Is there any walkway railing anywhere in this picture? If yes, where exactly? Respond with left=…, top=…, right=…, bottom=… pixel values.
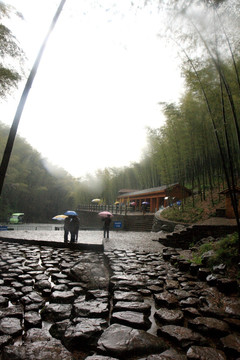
left=5, top=224, right=57, bottom=231
left=77, top=204, right=144, bottom=215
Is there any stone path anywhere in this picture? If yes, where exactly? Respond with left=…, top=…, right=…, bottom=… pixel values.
left=0, top=230, right=239, bottom=359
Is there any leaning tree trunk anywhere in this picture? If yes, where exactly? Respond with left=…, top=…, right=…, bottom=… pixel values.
left=0, top=0, right=66, bottom=196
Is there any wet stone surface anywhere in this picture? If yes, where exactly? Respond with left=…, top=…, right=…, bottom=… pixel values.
left=0, top=234, right=239, bottom=359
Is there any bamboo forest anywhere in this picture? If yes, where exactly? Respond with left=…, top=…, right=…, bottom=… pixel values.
left=0, top=0, right=239, bottom=225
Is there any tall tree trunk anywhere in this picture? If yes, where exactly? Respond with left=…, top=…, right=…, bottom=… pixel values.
left=191, top=176, right=195, bottom=208
left=0, top=0, right=66, bottom=196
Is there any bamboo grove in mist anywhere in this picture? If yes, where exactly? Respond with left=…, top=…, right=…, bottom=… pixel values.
left=0, top=0, right=240, bottom=225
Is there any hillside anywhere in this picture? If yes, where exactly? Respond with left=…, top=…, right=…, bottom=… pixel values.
left=161, top=187, right=240, bottom=282
left=161, top=188, right=226, bottom=224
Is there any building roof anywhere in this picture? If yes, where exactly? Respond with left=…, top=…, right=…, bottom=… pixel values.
left=118, top=189, right=139, bottom=194
left=118, top=184, right=180, bottom=198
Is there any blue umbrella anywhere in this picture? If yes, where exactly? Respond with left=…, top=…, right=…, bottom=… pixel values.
left=64, top=210, right=78, bottom=216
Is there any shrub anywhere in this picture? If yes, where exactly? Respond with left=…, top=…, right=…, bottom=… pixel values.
left=190, top=233, right=239, bottom=268
left=210, top=233, right=239, bottom=266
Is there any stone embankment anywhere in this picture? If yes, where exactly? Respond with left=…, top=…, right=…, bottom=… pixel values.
left=153, top=213, right=239, bottom=249
left=0, top=232, right=239, bottom=359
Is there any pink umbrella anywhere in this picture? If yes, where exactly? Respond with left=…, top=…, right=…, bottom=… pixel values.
left=130, top=202, right=136, bottom=206
left=98, top=211, right=113, bottom=218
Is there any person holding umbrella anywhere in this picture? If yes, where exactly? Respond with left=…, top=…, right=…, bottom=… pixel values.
left=64, top=211, right=80, bottom=243
left=64, top=216, right=71, bottom=243
left=102, top=214, right=112, bottom=239
left=69, top=215, right=80, bottom=243
left=98, top=211, right=113, bottom=239
left=142, top=202, right=149, bottom=215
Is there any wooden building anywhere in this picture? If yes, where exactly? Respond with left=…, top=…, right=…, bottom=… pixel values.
left=220, top=187, right=240, bottom=219
left=117, top=183, right=191, bottom=213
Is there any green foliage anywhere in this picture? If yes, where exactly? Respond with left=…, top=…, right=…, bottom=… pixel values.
left=0, top=4, right=24, bottom=98
left=199, top=242, right=213, bottom=254
left=190, top=242, right=213, bottom=265
left=0, top=23, right=22, bottom=58
left=162, top=204, right=205, bottom=223
left=210, top=233, right=239, bottom=266
left=191, top=233, right=239, bottom=268
left=191, top=254, right=202, bottom=265
left=0, top=65, right=21, bottom=97
left=0, top=122, right=98, bottom=222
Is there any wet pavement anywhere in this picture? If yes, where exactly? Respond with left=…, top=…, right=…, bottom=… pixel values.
left=1, top=228, right=162, bottom=252
left=0, top=228, right=239, bottom=359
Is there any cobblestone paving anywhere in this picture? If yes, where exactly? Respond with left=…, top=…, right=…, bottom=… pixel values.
left=0, top=229, right=239, bottom=359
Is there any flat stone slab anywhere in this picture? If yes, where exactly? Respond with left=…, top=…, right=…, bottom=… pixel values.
left=154, top=309, right=184, bottom=325
left=154, top=292, right=179, bottom=308
left=157, top=325, right=207, bottom=349
left=21, top=291, right=44, bottom=305
left=187, top=345, right=226, bottom=359
left=41, top=303, right=72, bottom=322
left=0, top=335, right=12, bottom=350
left=73, top=300, right=109, bottom=318
left=63, top=318, right=107, bottom=350
left=220, top=333, right=240, bottom=357
left=179, top=297, right=200, bottom=308
left=97, top=323, right=168, bottom=358
left=3, top=338, right=72, bottom=359
left=85, top=356, right=119, bottom=360
left=70, top=260, right=109, bottom=290
left=0, top=286, right=17, bottom=300
left=111, top=310, right=151, bottom=330
left=110, top=274, right=149, bottom=283
left=34, top=279, right=52, bottom=293
left=86, top=290, right=109, bottom=300
left=0, top=317, right=22, bottom=336
left=0, top=296, right=8, bottom=307
left=113, top=301, right=151, bottom=314
left=165, top=279, right=179, bottom=290
left=24, top=311, right=42, bottom=329
left=113, top=291, right=143, bottom=303
left=50, top=290, right=76, bottom=304
left=145, top=348, right=187, bottom=359
left=223, top=298, right=240, bottom=319
left=0, top=305, right=23, bottom=319
left=188, top=317, right=230, bottom=336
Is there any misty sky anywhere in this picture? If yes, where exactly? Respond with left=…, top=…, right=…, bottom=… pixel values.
left=1, top=0, right=184, bottom=177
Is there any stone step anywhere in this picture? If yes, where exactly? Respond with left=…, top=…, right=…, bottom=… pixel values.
left=124, top=215, right=154, bottom=232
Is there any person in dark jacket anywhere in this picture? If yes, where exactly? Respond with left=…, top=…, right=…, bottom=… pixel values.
left=69, top=216, right=80, bottom=243
left=64, top=216, right=71, bottom=243
left=103, top=215, right=111, bottom=239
